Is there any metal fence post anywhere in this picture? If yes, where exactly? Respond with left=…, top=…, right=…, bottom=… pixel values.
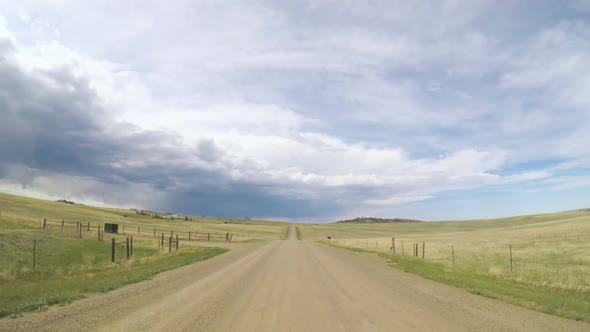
left=112, top=238, right=116, bottom=262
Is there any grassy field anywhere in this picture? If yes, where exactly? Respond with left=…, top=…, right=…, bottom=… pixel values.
left=0, top=192, right=289, bottom=242
left=0, top=192, right=287, bottom=317
left=299, top=211, right=590, bottom=322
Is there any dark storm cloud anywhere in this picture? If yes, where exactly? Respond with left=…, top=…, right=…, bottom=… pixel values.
left=0, top=42, right=344, bottom=218
left=164, top=183, right=342, bottom=219
left=0, top=44, right=185, bottom=185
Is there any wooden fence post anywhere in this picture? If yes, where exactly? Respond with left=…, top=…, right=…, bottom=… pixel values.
left=422, top=242, right=425, bottom=259
left=176, top=234, right=179, bottom=251
left=161, top=233, right=164, bottom=249
left=401, top=240, right=405, bottom=256
left=510, top=244, right=513, bottom=272
left=170, top=230, right=173, bottom=238
left=111, top=238, right=115, bottom=262
left=452, top=245, right=455, bottom=265
left=208, top=233, right=210, bottom=242
left=98, top=226, right=101, bottom=241
left=122, top=224, right=125, bottom=234
left=43, top=218, right=46, bottom=229
left=168, top=237, right=172, bottom=253
left=126, top=237, right=130, bottom=259
left=33, top=239, right=37, bottom=270
left=79, top=223, right=82, bottom=239
left=130, top=236, right=133, bottom=257
left=229, top=234, right=233, bottom=243
left=189, top=231, right=191, bottom=241
left=87, top=222, right=90, bottom=231
left=393, top=237, right=396, bottom=253
left=61, top=219, right=64, bottom=231
left=154, top=228, right=156, bottom=237
left=138, top=226, right=140, bottom=235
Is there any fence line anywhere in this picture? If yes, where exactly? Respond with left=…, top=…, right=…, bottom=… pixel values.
left=40, top=218, right=236, bottom=249
left=15, top=218, right=244, bottom=272
left=327, top=237, right=566, bottom=276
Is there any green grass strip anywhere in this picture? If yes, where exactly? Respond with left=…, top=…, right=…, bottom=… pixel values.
left=329, top=242, right=590, bottom=323
left=0, top=247, right=227, bottom=318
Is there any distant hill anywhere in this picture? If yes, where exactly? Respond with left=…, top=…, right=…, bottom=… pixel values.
left=335, top=217, right=421, bottom=223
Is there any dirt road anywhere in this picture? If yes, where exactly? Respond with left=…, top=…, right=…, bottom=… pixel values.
left=1, top=226, right=588, bottom=331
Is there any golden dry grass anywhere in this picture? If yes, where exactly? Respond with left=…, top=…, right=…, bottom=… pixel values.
left=299, top=211, right=590, bottom=291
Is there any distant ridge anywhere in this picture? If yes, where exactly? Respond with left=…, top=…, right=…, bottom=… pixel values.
left=335, top=217, right=421, bottom=223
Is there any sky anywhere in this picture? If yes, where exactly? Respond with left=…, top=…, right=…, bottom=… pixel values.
left=1, top=1, right=590, bottom=222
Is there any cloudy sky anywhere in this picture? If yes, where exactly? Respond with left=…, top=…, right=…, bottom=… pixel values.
left=1, top=1, right=590, bottom=221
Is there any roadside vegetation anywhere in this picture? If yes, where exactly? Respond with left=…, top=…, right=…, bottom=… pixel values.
left=0, top=192, right=286, bottom=317
left=301, top=211, right=590, bottom=322
left=0, top=216, right=227, bottom=318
